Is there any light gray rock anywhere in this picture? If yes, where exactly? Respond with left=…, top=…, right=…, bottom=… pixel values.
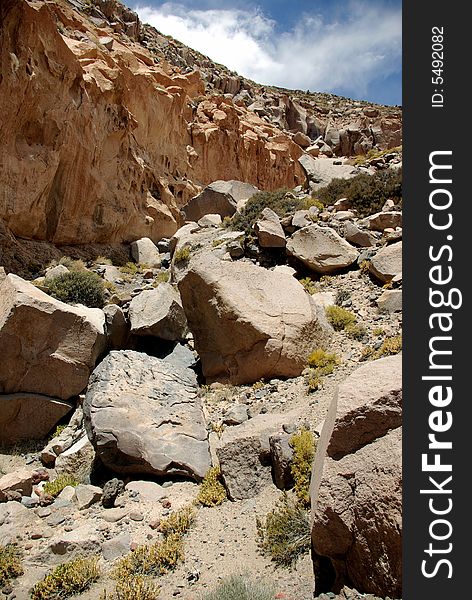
left=102, top=533, right=131, bottom=561
left=0, top=274, right=106, bottom=400
left=178, top=253, right=332, bottom=384
left=343, top=221, right=376, bottom=247
left=223, top=404, right=249, bottom=426
left=255, top=208, right=286, bottom=248
left=299, top=156, right=356, bottom=189
left=0, top=394, right=72, bottom=445
left=83, top=350, right=211, bottom=480
left=197, top=214, right=222, bottom=228
left=366, top=211, right=403, bottom=232
left=125, top=481, right=167, bottom=502
left=128, top=283, right=188, bottom=341
left=0, top=470, right=33, bottom=502
left=377, top=289, right=402, bottom=313
left=369, top=242, right=402, bottom=283
left=130, top=238, right=161, bottom=267
left=44, top=264, right=69, bottom=280
left=269, top=434, right=294, bottom=490
left=183, top=180, right=258, bottom=221
left=43, top=524, right=100, bottom=563
left=74, top=484, right=102, bottom=510
left=291, top=210, right=313, bottom=229
left=287, top=225, right=359, bottom=274
left=55, top=435, right=95, bottom=483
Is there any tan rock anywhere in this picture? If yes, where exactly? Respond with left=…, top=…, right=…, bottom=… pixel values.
left=130, top=238, right=161, bottom=267
left=369, top=241, right=402, bottom=283
left=366, top=211, right=403, bottom=231
left=255, top=207, right=286, bottom=248
left=55, top=435, right=95, bottom=483
left=0, top=274, right=106, bottom=399
left=377, top=289, right=402, bottom=313
left=178, top=252, right=332, bottom=384
left=0, top=469, right=33, bottom=501
left=287, top=225, right=359, bottom=274
left=183, top=180, right=258, bottom=221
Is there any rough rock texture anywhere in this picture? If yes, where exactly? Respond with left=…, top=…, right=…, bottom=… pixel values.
left=178, top=253, right=332, bottom=384
left=310, top=355, right=402, bottom=597
left=0, top=0, right=304, bottom=246
left=255, top=207, right=286, bottom=248
left=365, top=211, right=402, bottom=231
left=128, top=283, right=188, bottom=340
left=287, top=225, right=359, bottom=274
left=377, top=289, right=402, bottom=313
left=343, top=221, right=376, bottom=247
left=0, top=274, right=106, bottom=399
left=83, top=350, right=211, bottom=480
left=299, top=156, right=356, bottom=188
left=183, top=180, right=258, bottom=221
left=0, top=393, right=72, bottom=445
left=0, top=469, right=33, bottom=502
left=130, top=238, right=162, bottom=267
left=369, top=242, right=402, bottom=283
left=55, top=435, right=95, bottom=483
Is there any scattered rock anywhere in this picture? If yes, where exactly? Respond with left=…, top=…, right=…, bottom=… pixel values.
left=0, top=470, right=33, bottom=502
left=255, top=208, right=286, bottom=248
left=198, top=214, right=222, bottom=228
left=369, top=242, right=402, bottom=283
left=366, top=211, right=402, bottom=232
left=131, top=237, right=162, bottom=267
left=223, top=404, right=249, bottom=426
left=103, top=304, right=129, bottom=350
left=74, top=484, right=102, bottom=510
left=269, top=434, right=294, bottom=490
left=55, top=435, right=95, bottom=483
left=102, top=478, right=125, bottom=508
left=102, top=532, right=131, bottom=561
left=183, top=180, right=258, bottom=221
left=377, top=289, right=402, bottom=313
left=343, top=221, right=376, bottom=247
left=125, top=481, right=167, bottom=502
left=44, top=264, right=69, bottom=280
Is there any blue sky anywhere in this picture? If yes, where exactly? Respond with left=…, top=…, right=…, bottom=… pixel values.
left=131, top=0, right=402, bottom=105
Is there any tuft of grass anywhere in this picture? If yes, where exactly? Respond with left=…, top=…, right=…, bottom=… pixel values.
left=290, top=429, right=316, bottom=507
left=345, top=323, right=367, bottom=341
left=196, top=466, right=227, bottom=507
left=46, top=271, right=105, bottom=308
left=0, top=544, right=23, bottom=587
left=94, top=256, right=113, bottom=265
left=306, top=349, right=340, bottom=393
left=359, top=259, right=371, bottom=275
left=102, top=576, right=160, bottom=600
left=252, top=380, right=265, bottom=391
left=158, top=505, right=195, bottom=538
left=256, top=494, right=311, bottom=568
left=299, top=277, right=317, bottom=295
left=153, top=271, right=170, bottom=285
left=361, top=334, right=402, bottom=361
left=373, top=327, right=385, bottom=336
left=119, top=262, right=139, bottom=276
left=325, top=305, right=357, bottom=331
left=48, top=423, right=67, bottom=440
left=31, top=556, right=100, bottom=600
left=43, top=474, right=78, bottom=498
left=229, top=189, right=300, bottom=233
left=303, top=197, right=324, bottom=211
left=114, top=535, right=183, bottom=581
left=200, top=574, right=275, bottom=600
left=173, top=246, right=191, bottom=264
left=58, top=257, right=87, bottom=272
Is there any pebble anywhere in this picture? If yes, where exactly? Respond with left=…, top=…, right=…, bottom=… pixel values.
left=36, top=507, right=51, bottom=518
left=130, top=511, right=144, bottom=521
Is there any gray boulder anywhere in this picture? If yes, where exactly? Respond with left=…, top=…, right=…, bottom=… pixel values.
left=130, top=237, right=161, bottom=267
left=183, top=180, right=258, bottom=221
left=83, top=350, right=211, bottom=481
left=255, top=208, right=286, bottom=248
left=369, top=242, right=402, bottom=283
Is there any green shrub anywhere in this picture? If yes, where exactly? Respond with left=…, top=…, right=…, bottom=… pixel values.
left=153, top=271, right=170, bottom=285
left=0, top=544, right=23, bottom=587
left=201, top=574, right=275, bottom=600
left=256, top=494, right=311, bottom=567
left=290, top=429, right=316, bottom=507
left=102, top=576, right=160, bottom=600
left=196, top=466, right=227, bottom=507
left=158, top=505, right=195, bottom=537
left=173, top=246, right=191, bottom=264
left=114, top=535, right=183, bottom=581
left=376, top=334, right=402, bottom=357
left=46, top=271, right=105, bottom=308
left=31, top=556, right=100, bottom=599
left=43, top=474, right=78, bottom=498
left=229, top=190, right=297, bottom=233
left=345, top=323, right=367, bottom=341
left=299, top=277, right=317, bottom=295
left=307, top=349, right=339, bottom=374
left=325, top=305, right=357, bottom=331
left=314, top=168, right=402, bottom=217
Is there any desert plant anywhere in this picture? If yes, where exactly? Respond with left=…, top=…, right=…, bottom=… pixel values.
left=196, top=466, right=227, bottom=507
left=307, top=349, right=339, bottom=374
left=299, top=277, right=317, bottom=295
left=290, top=429, right=316, bottom=507
left=31, top=556, right=100, bottom=599
left=229, top=189, right=297, bottom=233
left=43, top=474, right=78, bottom=498
left=58, top=256, right=87, bottom=272
left=345, top=323, right=367, bottom=341
left=173, top=246, right=191, bottom=264
left=376, top=334, right=402, bottom=357
left=158, top=505, right=195, bottom=537
left=48, top=423, right=67, bottom=440
left=256, top=494, right=311, bottom=567
left=114, top=535, right=183, bottom=581
left=325, top=305, right=357, bottom=331
left=201, top=574, right=275, bottom=600
left=103, top=576, right=160, bottom=600
left=153, top=271, right=170, bottom=285
left=46, top=270, right=105, bottom=308
left=0, top=544, right=23, bottom=587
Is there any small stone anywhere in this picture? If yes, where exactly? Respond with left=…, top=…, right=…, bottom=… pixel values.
left=36, top=507, right=52, bottom=518
left=102, top=508, right=128, bottom=523
left=130, top=511, right=144, bottom=522
left=74, top=484, right=102, bottom=510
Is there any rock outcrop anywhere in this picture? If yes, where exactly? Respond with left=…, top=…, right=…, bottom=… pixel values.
left=83, top=350, right=211, bottom=480
left=178, top=253, right=332, bottom=384
left=310, top=355, right=402, bottom=597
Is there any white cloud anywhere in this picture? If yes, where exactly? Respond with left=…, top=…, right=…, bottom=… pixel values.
left=133, top=2, right=401, bottom=99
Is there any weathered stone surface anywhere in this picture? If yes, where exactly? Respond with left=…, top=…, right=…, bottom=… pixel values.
left=255, top=207, right=286, bottom=248
left=343, top=221, right=376, bottom=247
left=102, top=479, right=125, bottom=509
left=311, top=292, right=336, bottom=309
left=130, top=238, right=162, bottom=267
left=183, top=180, right=258, bottom=221
left=287, top=225, right=359, bottom=274
left=55, top=435, right=95, bottom=483
left=369, top=242, right=402, bottom=283
left=0, top=394, right=72, bottom=444
left=291, top=210, right=313, bottom=229
left=366, top=211, right=402, bottom=232
left=40, top=407, right=84, bottom=466
left=223, top=404, right=249, bottom=426
left=0, top=469, right=33, bottom=502
left=217, top=413, right=290, bottom=500
left=102, top=533, right=131, bottom=561
left=74, top=484, right=102, bottom=510
left=103, top=304, right=129, bottom=350
left=83, top=350, right=211, bottom=480
left=44, top=264, right=69, bottom=280
left=299, top=156, right=356, bottom=188
left=269, top=434, right=294, bottom=490
left=125, top=481, right=167, bottom=502
left=44, top=524, right=100, bottom=563
left=197, top=214, right=222, bottom=228
left=128, top=283, right=188, bottom=340
left=293, top=132, right=312, bottom=148
left=178, top=253, right=332, bottom=384
left=377, top=289, right=402, bottom=313
left=0, top=274, right=106, bottom=399
left=310, top=356, right=402, bottom=597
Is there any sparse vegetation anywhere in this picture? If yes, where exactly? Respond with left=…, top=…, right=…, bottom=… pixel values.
left=102, top=577, right=160, bottom=600
left=31, top=556, right=100, bottom=600
left=46, top=270, right=105, bottom=308
left=201, top=574, right=275, bottom=600
left=43, top=474, right=78, bottom=498
left=345, top=323, right=367, bottom=341
left=196, top=466, right=227, bottom=507
left=153, top=271, right=170, bottom=285
left=361, top=335, right=402, bottom=361
left=94, top=256, right=113, bottom=265
left=229, top=189, right=297, bottom=233
left=256, top=493, right=311, bottom=567
left=173, top=246, right=191, bottom=264
left=314, top=168, right=402, bottom=217
left=0, top=544, right=23, bottom=587
left=299, top=277, right=317, bottom=295
left=49, top=423, right=67, bottom=440
left=114, top=535, right=183, bottom=581
left=325, top=305, right=357, bottom=331
left=306, top=349, right=340, bottom=392
left=119, top=262, right=139, bottom=276
left=58, top=256, right=87, bottom=272
left=290, top=428, right=316, bottom=507
left=158, top=505, right=195, bottom=537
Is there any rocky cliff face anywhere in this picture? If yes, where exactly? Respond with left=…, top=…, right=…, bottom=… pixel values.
left=0, top=0, right=401, bottom=249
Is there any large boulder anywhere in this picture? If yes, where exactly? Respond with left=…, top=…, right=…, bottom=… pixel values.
left=128, top=283, right=188, bottom=341
left=298, top=156, right=356, bottom=189
left=130, top=237, right=161, bottom=267
left=83, top=350, right=211, bottom=480
left=287, top=225, right=359, bottom=274
left=178, top=253, right=332, bottom=384
left=255, top=207, right=286, bottom=248
left=369, top=241, right=402, bottom=283
left=0, top=274, right=106, bottom=399
left=310, top=355, right=402, bottom=597
left=183, top=180, right=259, bottom=221
left=0, top=394, right=72, bottom=445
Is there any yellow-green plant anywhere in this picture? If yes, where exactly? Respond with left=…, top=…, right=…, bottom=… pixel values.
left=102, top=576, right=160, bottom=600
left=114, top=535, right=183, bottom=581
left=43, top=474, right=78, bottom=498
left=299, top=277, right=317, bottom=295
left=158, top=505, right=195, bottom=538
left=196, top=466, right=227, bottom=507
left=173, top=246, right=191, bottom=264
left=0, top=544, right=23, bottom=587
left=325, top=305, right=357, bottom=331
left=31, top=556, right=100, bottom=600
left=290, top=429, right=316, bottom=507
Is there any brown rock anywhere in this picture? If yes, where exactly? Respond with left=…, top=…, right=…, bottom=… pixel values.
left=0, top=469, right=33, bottom=501
left=0, top=274, right=106, bottom=400
left=178, top=253, right=332, bottom=384
left=366, top=211, right=403, bottom=232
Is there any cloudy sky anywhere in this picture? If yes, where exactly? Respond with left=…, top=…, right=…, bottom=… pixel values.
left=131, top=0, right=402, bottom=106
